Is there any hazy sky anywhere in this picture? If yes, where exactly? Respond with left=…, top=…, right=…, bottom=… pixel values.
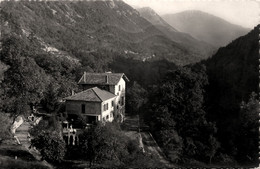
left=124, top=0, right=259, bottom=29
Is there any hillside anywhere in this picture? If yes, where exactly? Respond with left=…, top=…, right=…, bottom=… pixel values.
left=138, top=7, right=215, bottom=59
left=0, top=1, right=204, bottom=65
left=203, top=24, right=259, bottom=164
left=162, top=10, right=250, bottom=47
left=0, top=0, right=183, bottom=116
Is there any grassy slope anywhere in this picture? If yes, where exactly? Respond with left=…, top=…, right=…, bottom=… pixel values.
left=0, top=142, right=52, bottom=169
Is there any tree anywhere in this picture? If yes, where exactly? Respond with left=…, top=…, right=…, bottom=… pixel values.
left=1, top=35, right=48, bottom=117
left=157, top=129, right=183, bottom=163
left=79, top=122, right=164, bottom=168
left=144, top=64, right=219, bottom=162
left=205, top=135, right=220, bottom=164
left=31, top=130, right=66, bottom=163
left=41, top=83, right=59, bottom=113
left=0, top=113, right=12, bottom=143
left=236, top=92, right=259, bottom=164
left=79, top=122, right=129, bottom=167
left=30, top=117, right=65, bottom=163
left=126, top=81, right=147, bottom=115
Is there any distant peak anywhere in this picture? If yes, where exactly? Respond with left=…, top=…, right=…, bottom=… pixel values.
left=139, top=7, right=153, bottom=11
left=175, top=10, right=211, bottom=16
left=107, top=0, right=117, bottom=8
left=138, top=7, right=156, bottom=15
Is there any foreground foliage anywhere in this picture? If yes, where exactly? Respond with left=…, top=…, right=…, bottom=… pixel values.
left=79, top=122, right=164, bottom=168
left=30, top=117, right=65, bottom=163
left=204, top=25, right=259, bottom=165
left=0, top=113, right=12, bottom=142
left=144, top=64, right=219, bottom=163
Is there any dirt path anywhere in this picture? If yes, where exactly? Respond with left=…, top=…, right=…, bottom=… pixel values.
left=122, top=115, right=176, bottom=168
left=141, top=132, right=176, bottom=168
left=15, top=121, right=31, bottom=148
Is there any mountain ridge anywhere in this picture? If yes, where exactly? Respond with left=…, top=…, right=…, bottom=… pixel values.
left=0, top=1, right=209, bottom=65
left=203, top=24, right=259, bottom=161
left=137, top=7, right=216, bottom=59
left=162, top=10, right=251, bottom=47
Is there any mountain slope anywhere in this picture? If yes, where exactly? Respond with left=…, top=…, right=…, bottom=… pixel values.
left=1, top=1, right=204, bottom=65
left=137, top=7, right=178, bottom=33
left=162, top=10, right=250, bottom=47
left=203, top=24, right=259, bottom=162
left=137, top=7, right=215, bottom=59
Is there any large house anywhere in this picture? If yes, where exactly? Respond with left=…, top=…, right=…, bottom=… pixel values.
left=64, top=72, right=129, bottom=125
left=64, top=87, right=117, bottom=123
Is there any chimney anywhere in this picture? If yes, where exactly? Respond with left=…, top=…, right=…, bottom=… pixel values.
left=72, top=90, right=75, bottom=95
left=105, top=75, right=108, bottom=84
left=83, top=71, right=86, bottom=82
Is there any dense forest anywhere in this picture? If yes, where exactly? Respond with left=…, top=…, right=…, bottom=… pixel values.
left=113, top=25, right=259, bottom=166
left=0, top=1, right=259, bottom=168
left=203, top=25, right=259, bottom=164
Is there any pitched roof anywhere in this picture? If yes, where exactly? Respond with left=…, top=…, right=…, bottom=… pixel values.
left=78, top=72, right=129, bottom=85
left=64, top=87, right=116, bottom=102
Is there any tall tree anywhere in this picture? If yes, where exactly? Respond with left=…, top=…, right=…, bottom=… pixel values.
left=79, top=122, right=129, bottom=167
left=145, top=64, right=219, bottom=162
left=126, top=81, right=147, bottom=115
left=1, top=35, right=48, bottom=117
left=236, top=92, right=259, bottom=165
left=41, top=83, right=59, bottom=114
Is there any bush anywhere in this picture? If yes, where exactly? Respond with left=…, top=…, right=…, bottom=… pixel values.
left=30, top=116, right=65, bottom=163
left=31, top=131, right=66, bottom=163
left=0, top=113, right=12, bottom=142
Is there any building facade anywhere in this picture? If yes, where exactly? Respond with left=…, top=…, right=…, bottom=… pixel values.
left=77, top=72, right=129, bottom=122
left=64, top=87, right=117, bottom=124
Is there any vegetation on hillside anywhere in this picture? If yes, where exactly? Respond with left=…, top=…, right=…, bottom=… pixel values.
left=0, top=0, right=258, bottom=168
left=0, top=113, right=12, bottom=143
left=30, top=117, right=66, bottom=163
left=0, top=1, right=204, bottom=65
left=79, top=122, right=163, bottom=168
left=203, top=25, right=259, bottom=165
left=137, top=7, right=215, bottom=59
left=142, top=64, right=219, bottom=164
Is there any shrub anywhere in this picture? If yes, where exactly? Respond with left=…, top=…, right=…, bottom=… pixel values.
left=31, top=131, right=66, bottom=163
left=0, top=113, right=12, bottom=142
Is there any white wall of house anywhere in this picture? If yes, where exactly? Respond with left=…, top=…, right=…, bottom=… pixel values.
left=115, top=78, right=126, bottom=106
left=101, top=97, right=116, bottom=122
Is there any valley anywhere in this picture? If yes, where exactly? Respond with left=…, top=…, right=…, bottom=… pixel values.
left=0, top=0, right=259, bottom=168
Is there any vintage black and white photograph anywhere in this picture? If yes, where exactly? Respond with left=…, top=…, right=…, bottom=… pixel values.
left=0, top=0, right=259, bottom=168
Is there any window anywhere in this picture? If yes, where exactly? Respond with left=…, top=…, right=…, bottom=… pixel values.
left=119, top=85, right=121, bottom=91
left=106, top=115, right=109, bottom=120
left=103, top=103, right=109, bottom=111
left=121, top=97, right=124, bottom=106
left=112, top=101, right=114, bottom=107
left=81, top=104, right=85, bottom=113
